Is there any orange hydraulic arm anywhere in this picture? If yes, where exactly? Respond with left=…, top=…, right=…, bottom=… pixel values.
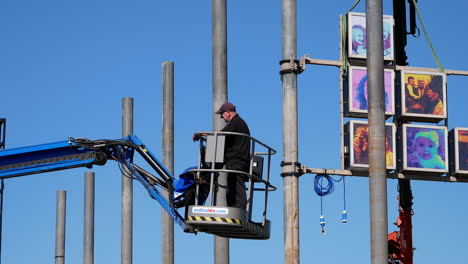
left=388, top=179, right=414, bottom=264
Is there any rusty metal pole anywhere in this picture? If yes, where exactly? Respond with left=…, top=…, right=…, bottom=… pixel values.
left=281, top=0, right=300, bottom=263
left=366, top=0, right=389, bottom=263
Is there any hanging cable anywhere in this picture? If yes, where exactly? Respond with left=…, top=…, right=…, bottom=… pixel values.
left=410, top=0, right=444, bottom=73
left=341, top=0, right=362, bottom=74
left=341, top=176, right=348, bottom=223
left=314, top=174, right=347, bottom=234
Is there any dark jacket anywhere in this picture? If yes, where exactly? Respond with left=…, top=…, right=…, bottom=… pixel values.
left=221, top=114, right=250, bottom=166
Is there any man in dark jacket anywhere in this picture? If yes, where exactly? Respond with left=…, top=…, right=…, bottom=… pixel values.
left=215, top=102, right=250, bottom=209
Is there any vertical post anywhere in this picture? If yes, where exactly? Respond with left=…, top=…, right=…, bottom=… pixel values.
left=212, top=0, right=229, bottom=263
left=281, top=0, right=300, bottom=263
left=0, top=118, right=5, bottom=264
left=83, top=172, right=95, bottom=264
left=162, top=61, right=175, bottom=264
left=0, top=179, right=3, bottom=264
left=122, top=98, right=133, bottom=264
left=55, top=190, right=66, bottom=264
left=366, top=0, right=389, bottom=263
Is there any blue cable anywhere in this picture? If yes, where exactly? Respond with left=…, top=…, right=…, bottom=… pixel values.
left=314, top=174, right=347, bottom=231
left=314, top=174, right=343, bottom=196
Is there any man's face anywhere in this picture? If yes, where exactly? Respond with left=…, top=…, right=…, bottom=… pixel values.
left=408, top=78, right=415, bottom=87
left=418, top=79, right=425, bottom=88
left=425, top=88, right=439, bottom=100
left=415, top=137, right=437, bottom=160
left=220, top=111, right=230, bottom=122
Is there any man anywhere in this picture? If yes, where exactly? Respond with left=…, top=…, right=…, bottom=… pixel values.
left=405, top=76, right=424, bottom=113
left=420, top=85, right=444, bottom=115
left=406, top=77, right=421, bottom=100
left=215, top=102, right=250, bottom=209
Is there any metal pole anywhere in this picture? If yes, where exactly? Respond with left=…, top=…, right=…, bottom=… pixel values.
left=212, top=0, right=229, bottom=262
left=366, top=0, right=389, bottom=263
left=55, top=190, right=66, bottom=264
left=122, top=98, right=133, bottom=264
left=0, top=179, right=3, bottom=264
left=83, top=172, right=95, bottom=264
left=162, top=61, right=175, bottom=264
left=281, top=0, right=300, bottom=263
left=0, top=119, right=6, bottom=264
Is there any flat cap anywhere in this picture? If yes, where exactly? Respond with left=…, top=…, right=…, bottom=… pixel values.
left=216, top=102, right=236, bottom=114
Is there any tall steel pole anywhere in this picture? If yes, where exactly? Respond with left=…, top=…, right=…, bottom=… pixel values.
left=366, top=0, right=389, bottom=263
left=122, top=98, right=133, bottom=264
left=162, top=61, right=175, bottom=264
left=83, top=172, right=95, bottom=264
left=212, top=0, right=229, bottom=263
left=55, top=190, right=66, bottom=264
left=281, top=0, right=300, bottom=263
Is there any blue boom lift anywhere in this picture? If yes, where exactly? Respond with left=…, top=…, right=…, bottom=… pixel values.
left=0, top=132, right=276, bottom=239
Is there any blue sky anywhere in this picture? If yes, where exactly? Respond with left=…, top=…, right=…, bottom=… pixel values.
left=1, top=0, right=467, bottom=263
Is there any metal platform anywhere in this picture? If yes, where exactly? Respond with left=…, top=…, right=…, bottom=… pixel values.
left=186, top=205, right=271, bottom=240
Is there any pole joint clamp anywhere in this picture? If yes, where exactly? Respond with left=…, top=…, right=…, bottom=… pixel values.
left=280, top=161, right=303, bottom=177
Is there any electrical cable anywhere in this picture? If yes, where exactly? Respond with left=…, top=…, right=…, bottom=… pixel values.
left=340, top=0, right=362, bottom=74
left=410, top=0, right=444, bottom=73
left=314, top=174, right=347, bottom=233
left=314, top=174, right=343, bottom=196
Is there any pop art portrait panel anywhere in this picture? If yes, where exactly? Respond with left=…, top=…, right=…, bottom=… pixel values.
left=349, top=120, right=395, bottom=170
left=400, top=70, right=447, bottom=122
left=347, top=12, right=394, bottom=61
left=450, top=128, right=468, bottom=174
left=349, top=66, right=394, bottom=116
left=402, top=124, right=448, bottom=173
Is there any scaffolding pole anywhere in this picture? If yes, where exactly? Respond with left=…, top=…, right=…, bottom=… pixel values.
left=281, top=0, right=300, bottom=263
left=212, top=0, right=229, bottom=263
left=55, top=190, right=66, bottom=264
left=83, top=172, right=95, bottom=264
left=366, top=0, right=389, bottom=263
left=162, top=61, right=175, bottom=264
left=122, top=98, right=133, bottom=264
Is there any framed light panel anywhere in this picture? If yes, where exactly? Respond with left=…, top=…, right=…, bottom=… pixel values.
left=400, top=70, right=447, bottom=122
left=345, top=120, right=396, bottom=170
left=449, top=127, right=468, bottom=175
left=346, top=66, right=395, bottom=118
left=401, top=124, right=448, bottom=174
left=347, top=12, right=394, bottom=61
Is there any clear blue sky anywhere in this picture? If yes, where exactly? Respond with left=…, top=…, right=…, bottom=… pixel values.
left=1, top=0, right=467, bottom=263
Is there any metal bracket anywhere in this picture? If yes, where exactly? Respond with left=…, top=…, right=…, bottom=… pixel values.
left=279, top=58, right=303, bottom=75
left=280, top=161, right=303, bottom=177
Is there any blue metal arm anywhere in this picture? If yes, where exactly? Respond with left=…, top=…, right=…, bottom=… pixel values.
left=0, top=135, right=189, bottom=230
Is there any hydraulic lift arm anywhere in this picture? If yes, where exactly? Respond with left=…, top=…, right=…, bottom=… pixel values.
left=388, top=179, right=414, bottom=264
left=0, top=134, right=188, bottom=231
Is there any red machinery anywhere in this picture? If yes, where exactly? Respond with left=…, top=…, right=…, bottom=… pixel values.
left=388, top=179, right=414, bottom=264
